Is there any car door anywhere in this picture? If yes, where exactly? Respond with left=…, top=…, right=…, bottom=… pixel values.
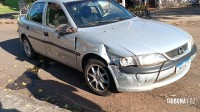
left=25, top=2, right=46, bottom=54
left=43, top=2, right=78, bottom=68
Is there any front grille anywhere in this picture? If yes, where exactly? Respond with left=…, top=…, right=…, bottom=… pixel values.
left=166, top=43, right=188, bottom=58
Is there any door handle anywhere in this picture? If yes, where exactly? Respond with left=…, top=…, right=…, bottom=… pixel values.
left=43, top=32, right=49, bottom=36
left=26, top=26, right=29, bottom=30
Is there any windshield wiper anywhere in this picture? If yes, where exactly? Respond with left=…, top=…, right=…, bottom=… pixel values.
left=96, top=17, right=131, bottom=24
left=82, top=17, right=132, bottom=27
left=113, top=17, right=132, bottom=21
left=97, top=19, right=119, bottom=24
left=85, top=20, right=119, bottom=27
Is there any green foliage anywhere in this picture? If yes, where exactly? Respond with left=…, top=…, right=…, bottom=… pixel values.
left=0, top=0, right=19, bottom=14
left=0, top=0, right=5, bottom=5
left=24, top=0, right=34, bottom=4
left=4, top=0, right=19, bottom=10
left=0, top=4, right=18, bottom=14
left=128, top=4, right=151, bottom=18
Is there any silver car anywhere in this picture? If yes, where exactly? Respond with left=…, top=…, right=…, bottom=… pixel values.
left=18, top=0, right=197, bottom=96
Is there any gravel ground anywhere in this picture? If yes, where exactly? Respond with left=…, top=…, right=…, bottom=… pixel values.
left=0, top=87, right=68, bottom=112
left=0, top=24, right=200, bottom=112
left=151, top=6, right=200, bottom=26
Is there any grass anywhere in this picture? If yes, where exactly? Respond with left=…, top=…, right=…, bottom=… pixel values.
left=0, top=0, right=19, bottom=14
left=0, top=4, right=18, bottom=14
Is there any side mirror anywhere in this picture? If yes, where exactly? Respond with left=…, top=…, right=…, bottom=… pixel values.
left=56, top=24, right=77, bottom=36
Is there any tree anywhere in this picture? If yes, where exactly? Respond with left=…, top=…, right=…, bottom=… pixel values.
left=0, top=0, right=5, bottom=4
left=24, top=0, right=35, bottom=3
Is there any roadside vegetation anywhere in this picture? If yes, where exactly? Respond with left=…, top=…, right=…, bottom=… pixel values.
left=0, top=0, right=19, bottom=14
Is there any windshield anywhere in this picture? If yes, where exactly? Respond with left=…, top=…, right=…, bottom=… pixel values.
left=65, top=0, right=134, bottom=28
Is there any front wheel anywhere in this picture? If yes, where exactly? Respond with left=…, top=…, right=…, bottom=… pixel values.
left=84, top=58, right=116, bottom=96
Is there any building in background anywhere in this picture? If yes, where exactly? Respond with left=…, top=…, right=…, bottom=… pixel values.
left=116, top=0, right=195, bottom=9
left=116, top=0, right=159, bottom=9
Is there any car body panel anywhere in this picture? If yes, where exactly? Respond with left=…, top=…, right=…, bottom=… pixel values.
left=43, top=25, right=79, bottom=68
left=78, top=17, right=191, bottom=56
left=17, top=0, right=197, bottom=93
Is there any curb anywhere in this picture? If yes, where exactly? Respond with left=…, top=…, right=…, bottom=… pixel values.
left=0, top=21, right=17, bottom=24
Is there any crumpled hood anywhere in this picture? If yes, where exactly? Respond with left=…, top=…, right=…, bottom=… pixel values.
left=79, top=17, right=192, bottom=56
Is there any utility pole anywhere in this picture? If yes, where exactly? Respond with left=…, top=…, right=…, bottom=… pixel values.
left=122, top=0, right=126, bottom=7
left=116, top=0, right=126, bottom=7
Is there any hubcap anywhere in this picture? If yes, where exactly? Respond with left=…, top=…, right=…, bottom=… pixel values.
left=23, top=40, right=31, bottom=57
left=86, top=65, right=109, bottom=92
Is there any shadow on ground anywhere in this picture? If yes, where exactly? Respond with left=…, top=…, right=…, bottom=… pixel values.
left=0, top=13, right=19, bottom=19
left=0, top=102, right=20, bottom=112
left=0, top=38, right=103, bottom=112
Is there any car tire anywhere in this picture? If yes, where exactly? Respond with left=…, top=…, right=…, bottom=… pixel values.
left=23, top=37, right=38, bottom=59
left=84, top=58, right=116, bottom=96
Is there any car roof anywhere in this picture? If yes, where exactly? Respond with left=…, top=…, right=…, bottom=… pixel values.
left=37, top=0, right=82, bottom=3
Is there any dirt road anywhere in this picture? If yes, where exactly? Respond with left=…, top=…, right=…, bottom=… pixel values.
left=0, top=23, right=200, bottom=112
left=151, top=6, right=200, bottom=26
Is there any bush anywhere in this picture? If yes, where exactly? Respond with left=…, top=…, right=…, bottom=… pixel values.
left=128, top=4, right=147, bottom=12
left=3, top=0, right=19, bottom=10
left=128, top=4, right=150, bottom=18
left=24, top=0, right=35, bottom=4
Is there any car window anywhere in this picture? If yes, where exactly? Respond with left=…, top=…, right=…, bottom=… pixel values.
left=46, top=3, right=68, bottom=27
left=29, top=2, right=45, bottom=24
left=99, top=1, right=123, bottom=14
left=65, top=0, right=134, bottom=28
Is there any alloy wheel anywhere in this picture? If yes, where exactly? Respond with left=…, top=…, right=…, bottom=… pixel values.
left=86, top=64, right=109, bottom=92
left=23, top=40, right=31, bottom=57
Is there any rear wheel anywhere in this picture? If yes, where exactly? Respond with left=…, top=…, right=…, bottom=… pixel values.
left=23, top=38, right=38, bottom=59
left=84, top=58, right=116, bottom=96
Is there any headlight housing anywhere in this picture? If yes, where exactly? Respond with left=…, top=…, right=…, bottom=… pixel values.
left=137, top=53, right=167, bottom=66
left=120, top=57, right=137, bottom=67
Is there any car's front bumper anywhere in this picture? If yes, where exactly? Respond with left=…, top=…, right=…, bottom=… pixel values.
left=108, top=44, right=197, bottom=92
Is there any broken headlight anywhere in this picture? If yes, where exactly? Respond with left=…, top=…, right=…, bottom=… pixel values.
left=137, top=53, right=167, bottom=66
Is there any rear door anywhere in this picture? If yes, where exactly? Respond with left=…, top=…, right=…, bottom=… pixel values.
left=25, top=2, right=46, bottom=54
left=43, top=2, right=78, bottom=68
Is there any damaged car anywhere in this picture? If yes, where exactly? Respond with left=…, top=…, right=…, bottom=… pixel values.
left=18, top=0, right=197, bottom=96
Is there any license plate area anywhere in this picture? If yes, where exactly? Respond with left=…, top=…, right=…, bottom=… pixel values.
left=176, top=57, right=191, bottom=74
